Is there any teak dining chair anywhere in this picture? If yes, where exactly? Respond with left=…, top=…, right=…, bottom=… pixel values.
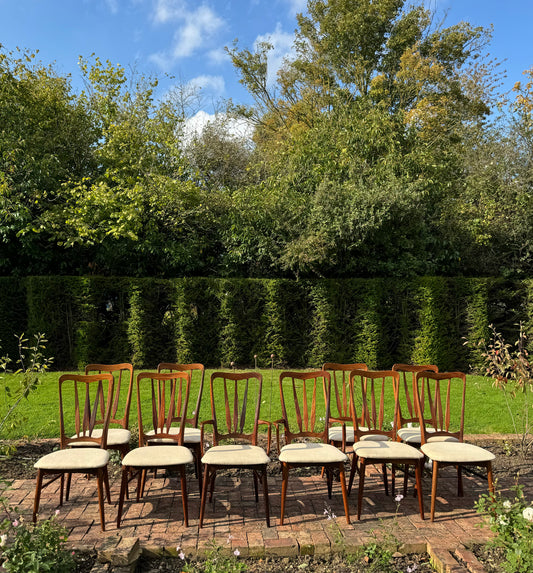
left=156, top=362, right=205, bottom=486
left=323, top=363, right=368, bottom=451
left=277, top=370, right=350, bottom=525
left=199, top=371, right=271, bottom=527
left=116, top=371, right=193, bottom=528
left=83, top=363, right=134, bottom=458
left=414, top=371, right=495, bottom=521
left=33, top=373, right=115, bottom=531
left=348, top=369, right=425, bottom=521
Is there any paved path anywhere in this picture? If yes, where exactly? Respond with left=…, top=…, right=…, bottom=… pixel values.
left=2, top=444, right=498, bottom=571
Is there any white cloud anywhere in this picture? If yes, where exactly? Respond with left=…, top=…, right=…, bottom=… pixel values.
left=283, top=0, right=308, bottom=17
left=207, top=47, right=230, bottom=66
left=255, top=23, right=295, bottom=87
left=184, top=111, right=254, bottom=143
left=150, top=1, right=225, bottom=67
left=103, top=0, right=119, bottom=13
left=187, top=75, right=225, bottom=96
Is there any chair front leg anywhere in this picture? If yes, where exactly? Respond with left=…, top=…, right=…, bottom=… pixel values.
left=348, top=454, right=358, bottom=496
left=261, top=466, right=270, bottom=527
left=430, top=460, right=439, bottom=522
left=103, top=466, right=112, bottom=504
left=280, top=463, right=289, bottom=526
left=338, top=462, right=350, bottom=524
left=457, top=465, right=463, bottom=497
left=95, top=468, right=106, bottom=531
left=414, top=460, right=425, bottom=520
left=117, top=467, right=130, bottom=528
left=199, top=464, right=211, bottom=528
left=487, top=461, right=495, bottom=497
left=33, top=469, right=44, bottom=523
left=179, top=466, right=189, bottom=527
left=357, top=459, right=367, bottom=520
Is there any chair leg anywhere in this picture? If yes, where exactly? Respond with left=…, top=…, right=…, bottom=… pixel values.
left=280, top=463, right=289, bottom=526
left=326, top=467, right=333, bottom=499
left=338, top=462, right=350, bottom=525
left=414, top=461, right=425, bottom=520
left=430, top=460, right=439, bottom=522
left=382, top=463, right=388, bottom=496
left=194, top=444, right=202, bottom=491
left=357, top=459, right=366, bottom=520
left=252, top=470, right=259, bottom=502
left=199, top=465, right=210, bottom=528
left=103, top=466, right=112, bottom=504
left=65, top=472, right=72, bottom=502
left=487, top=461, right=495, bottom=496
left=261, top=467, right=270, bottom=527
left=117, top=467, right=129, bottom=528
left=348, top=454, right=358, bottom=496
left=96, top=469, right=106, bottom=531
left=208, top=469, right=217, bottom=503
left=403, top=464, right=409, bottom=497
left=179, top=466, right=189, bottom=527
left=33, top=469, right=44, bottom=523
left=457, top=465, right=463, bottom=497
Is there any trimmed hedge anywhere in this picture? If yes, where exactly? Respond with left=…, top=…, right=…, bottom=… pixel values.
left=0, top=276, right=531, bottom=371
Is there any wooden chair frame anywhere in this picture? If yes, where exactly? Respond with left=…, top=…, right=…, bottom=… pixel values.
left=199, top=371, right=271, bottom=527
left=277, top=370, right=350, bottom=525
left=414, top=371, right=495, bottom=521
left=33, top=373, right=115, bottom=531
left=348, top=369, right=425, bottom=521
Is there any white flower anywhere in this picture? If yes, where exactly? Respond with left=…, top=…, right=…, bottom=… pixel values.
left=176, top=545, right=180, bottom=552
left=0, top=534, right=7, bottom=547
left=407, top=565, right=418, bottom=573
left=55, top=509, right=61, bottom=516
left=179, top=551, right=185, bottom=560
left=234, top=549, right=240, bottom=557
left=523, top=507, right=533, bottom=522
left=498, top=515, right=509, bottom=527
left=395, top=494, right=404, bottom=503
left=503, top=500, right=512, bottom=510
left=12, top=520, right=19, bottom=527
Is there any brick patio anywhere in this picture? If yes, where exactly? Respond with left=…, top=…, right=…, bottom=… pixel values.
left=1, top=438, right=502, bottom=572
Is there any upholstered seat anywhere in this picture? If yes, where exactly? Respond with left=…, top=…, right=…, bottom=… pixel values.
left=35, top=448, right=109, bottom=471
left=279, top=442, right=347, bottom=465
left=70, top=428, right=131, bottom=448
left=352, top=440, right=424, bottom=461
left=396, top=427, right=458, bottom=445
left=145, top=427, right=201, bottom=444
left=122, top=444, right=193, bottom=467
left=202, top=444, right=270, bottom=466
left=421, top=442, right=495, bottom=464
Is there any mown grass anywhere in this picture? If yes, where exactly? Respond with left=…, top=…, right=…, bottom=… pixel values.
left=0, top=370, right=524, bottom=440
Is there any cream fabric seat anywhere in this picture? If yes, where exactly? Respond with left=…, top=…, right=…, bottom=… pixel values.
left=328, top=426, right=389, bottom=443
left=279, top=442, right=347, bottom=465
left=396, top=427, right=459, bottom=445
left=353, top=440, right=424, bottom=461
left=422, top=442, right=495, bottom=464
left=35, top=448, right=109, bottom=471
left=70, top=428, right=131, bottom=448
left=122, top=444, right=193, bottom=467
left=145, top=427, right=201, bottom=444
left=202, top=444, right=269, bottom=466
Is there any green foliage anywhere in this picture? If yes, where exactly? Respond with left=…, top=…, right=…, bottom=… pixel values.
left=0, top=480, right=74, bottom=573
left=476, top=485, right=533, bottom=573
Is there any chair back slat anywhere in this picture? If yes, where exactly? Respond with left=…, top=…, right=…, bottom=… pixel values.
left=279, top=371, right=330, bottom=443
left=349, top=370, right=399, bottom=440
left=209, top=372, right=263, bottom=444
left=137, top=371, right=190, bottom=445
left=323, top=363, right=368, bottom=423
left=85, top=363, right=134, bottom=428
left=59, top=373, right=115, bottom=449
left=157, top=363, right=205, bottom=427
left=415, top=371, right=466, bottom=443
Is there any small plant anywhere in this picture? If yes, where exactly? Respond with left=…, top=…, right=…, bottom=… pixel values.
left=198, top=537, right=246, bottom=573
left=0, top=333, right=53, bottom=455
left=472, top=323, right=533, bottom=456
left=324, top=503, right=345, bottom=551
left=476, top=484, right=533, bottom=573
left=0, top=480, right=74, bottom=573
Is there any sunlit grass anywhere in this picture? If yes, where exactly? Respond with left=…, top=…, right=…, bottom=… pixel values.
left=0, top=370, right=523, bottom=440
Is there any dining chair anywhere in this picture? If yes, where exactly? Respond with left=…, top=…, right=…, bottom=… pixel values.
left=156, top=362, right=205, bottom=487
left=323, top=363, right=368, bottom=452
left=83, top=363, right=134, bottom=458
left=414, top=371, right=495, bottom=521
left=116, top=371, right=193, bottom=528
left=33, top=373, right=115, bottom=531
left=392, top=363, right=439, bottom=447
left=277, top=370, right=350, bottom=525
left=199, top=371, right=270, bottom=527
left=348, top=369, right=425, bottom=521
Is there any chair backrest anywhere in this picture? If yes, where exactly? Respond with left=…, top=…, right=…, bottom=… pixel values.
left=208, top=371, right=263, bottom=446
left=59, top=373, right=115, bottom=449
left=279, top=370, right=330, bottom=443
left=84, top=363, right=134, bottom=429
left=323, top=363, right=368, bottom=424
left=136, top=371, right=191, bottom=446
left=157, top=363, right=205, bottom=428
left=392, top=363, right=439, bottom=427
left=349, top=369, right=400, bottom=441
left=414, top=371, right=466, bottom=443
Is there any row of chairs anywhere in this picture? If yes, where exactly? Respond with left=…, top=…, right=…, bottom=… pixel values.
left=32, top=362, right=495, bottom=530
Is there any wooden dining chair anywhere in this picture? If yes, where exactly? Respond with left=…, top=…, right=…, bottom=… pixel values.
left=83, top=363, right=134, bottom=458
left=415, top=371, right=495, bottom=521
left=348, top=369, right=425, bottom=521
left=33, top=373, right=115, bottom=531
left=323, top=363, right=368, bottom=452
left=117, top=371, right=193, bottom=528
left=156, top=362, right=205, bottom=486
left=277, top=370, right=350, bottom=525
left=199, top=371, right=271, bottom=527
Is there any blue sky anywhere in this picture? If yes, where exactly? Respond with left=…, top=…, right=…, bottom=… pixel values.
left=1, top=0, right=532, bottom=121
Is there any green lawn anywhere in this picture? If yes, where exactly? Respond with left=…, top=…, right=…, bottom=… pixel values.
left=0, top=370, right=525, bottom=440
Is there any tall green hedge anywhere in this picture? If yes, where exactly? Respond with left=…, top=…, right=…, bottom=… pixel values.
left=0, top=276, right=530, bottom=371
